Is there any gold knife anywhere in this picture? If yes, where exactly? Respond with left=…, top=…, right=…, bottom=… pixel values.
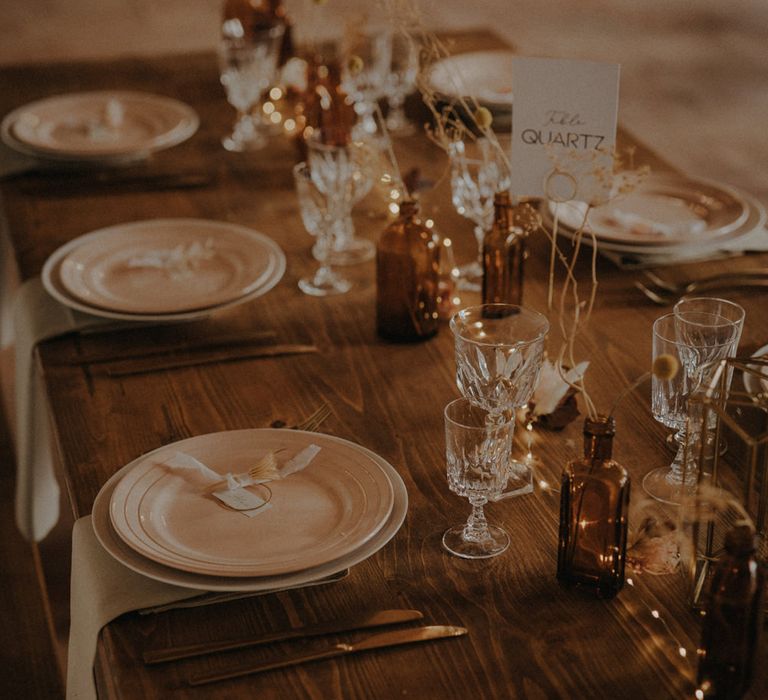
left=144, top=609, right=423, bottom=665
left=187, top=625, right=468, bottom=686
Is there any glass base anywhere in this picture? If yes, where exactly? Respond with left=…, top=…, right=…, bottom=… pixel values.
left=642, top=466, right=697, bottom=506
left=298, top=273, right=351, bottom=297
left=313, top=238, right=375, bottom=266
left=442, top=524, right=510, bottom=559
left=456, top=260, right=482, bottom=292
left=222, top=132, right=268, bottom=152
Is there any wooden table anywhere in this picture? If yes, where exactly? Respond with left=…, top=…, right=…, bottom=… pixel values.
left=1, top=30, right=766, bottom=700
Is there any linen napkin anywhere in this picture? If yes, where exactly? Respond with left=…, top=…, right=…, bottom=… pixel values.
left=68, top=516, right=348, bottom=699
left=13, top=278, right=113, bottom=541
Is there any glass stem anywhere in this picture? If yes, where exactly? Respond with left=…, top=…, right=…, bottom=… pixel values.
left=463, top=496, right=491, bottom=543
left=668, top=424, right=697, bottom=485
left=474, top=224, right=485, bottom=266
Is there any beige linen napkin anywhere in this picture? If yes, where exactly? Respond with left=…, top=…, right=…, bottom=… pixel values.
left=68, top=516, right=348, bottom=699
left=67, top=516, right=204, bottom=700
left=13, top=278, right=112, bottom=541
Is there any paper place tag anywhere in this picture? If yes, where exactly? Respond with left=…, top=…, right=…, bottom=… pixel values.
left=510, top=56, right=620, bottom=205
left=213, top=487, right=272, bottom=518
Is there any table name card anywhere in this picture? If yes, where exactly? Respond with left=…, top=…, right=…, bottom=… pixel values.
left=510, top=56, right=620, bottom=205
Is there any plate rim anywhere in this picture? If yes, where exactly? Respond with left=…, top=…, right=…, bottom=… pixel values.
left=92, top=430, right=408, bottom=591
left=58, top=220, right=278, bottom=314
left=427, top=49, right=515, bottom=111
left=42, top=218, right=286, bottom=322
left=548, top=174, right=751, bottom=247
left=1, top=90, right=199, bottom=160
left=110, top=430, right=395, bottom=576
left=546, top=181, right=766, bottom=255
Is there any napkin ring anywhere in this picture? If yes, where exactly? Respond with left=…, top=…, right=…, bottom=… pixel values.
left=544, top=168, right=578, bottom=202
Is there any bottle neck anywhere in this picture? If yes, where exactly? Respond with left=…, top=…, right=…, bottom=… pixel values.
left=399, top=200, right=419, bottom=221
left=582, top=416, right=615, bottom=461
left=492, top=192, right=512, bottom=232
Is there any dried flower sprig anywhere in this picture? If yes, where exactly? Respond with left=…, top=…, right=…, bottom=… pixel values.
left=607, top=353, right=680, bottom=418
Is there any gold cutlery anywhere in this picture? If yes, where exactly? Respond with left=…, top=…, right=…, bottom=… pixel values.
left=635, top=269, right=768, bottom=305
left=58, top=330, right=279, bottom=366
left=286, top=402, right=332, bottom=432
left=105, top=344, right=318, bottom=378
left=187, top=624, right=467, bottom=685
left=143, top=609, right=424, bottom=665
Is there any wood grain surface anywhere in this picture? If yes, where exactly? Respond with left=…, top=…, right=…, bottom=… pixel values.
left=1, top=30, right=766, bottom=700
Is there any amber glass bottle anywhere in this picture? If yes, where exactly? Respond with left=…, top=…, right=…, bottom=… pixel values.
left=222, top=0, right=292, bottom=63
left=376, top=200, right=440, bottom=342
left=482, top=192, right=537, bottom=309
left=557, top=415, right=630, bottom=598
left=697, top=525, right=765, bottom=699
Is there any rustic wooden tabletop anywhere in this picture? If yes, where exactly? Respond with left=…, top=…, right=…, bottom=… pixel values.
left=1, top=29, right=766, bottom=700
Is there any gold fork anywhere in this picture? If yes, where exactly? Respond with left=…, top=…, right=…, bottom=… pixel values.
left=271, top=402, right=332, bottom=432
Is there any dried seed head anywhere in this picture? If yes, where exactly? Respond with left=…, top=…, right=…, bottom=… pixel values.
left=474, top=107, right=493, bottom=130
left=652, top=354, right=679, bottom=381
left=347, top=55, right=364, bottom=76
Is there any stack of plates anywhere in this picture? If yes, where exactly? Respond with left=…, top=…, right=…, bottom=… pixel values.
left=545, top=173, right=767, bottom=263
left=1, top=91, right=199, bottom=164
left=92, top=429, right=408, bottom=591
left=427, top=51, right=514, bottom=129
left=42, top=219, right=286, bottom=322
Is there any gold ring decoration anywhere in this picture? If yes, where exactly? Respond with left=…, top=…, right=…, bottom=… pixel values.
left=544, top=168, right=578, bottom=203
left=250, top=483, right=273, bottom=507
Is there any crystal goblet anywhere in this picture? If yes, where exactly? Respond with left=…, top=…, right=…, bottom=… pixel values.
left=645, top=307, right=743, bottom=504
left=218, top=24, right=284, bottom=152
left=307, top=138, right=376, bottom=265
left=443, top=398, right=514, bottom=559
left=448, top=139, right=511, bottom=290
left=384, top=32, right=418, bottom=136
left=450, top=304, right=550, bottom=496
left=293, top=162, right=352, bottom=296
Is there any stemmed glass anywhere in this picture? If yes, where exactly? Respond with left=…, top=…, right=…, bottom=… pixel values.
left=293, top=162, right=352, bottom=296
left=645, top=305, right=743, bottom=504
left=448, top=139, right=511, bottom=290
left=443, top=398, right=515, bottom=559
left=384, top=32, right=418, bottom=136
left=342, top=29, right=392, bottom=141
left=307, top=138, right=376, bottom=265
left=450, top=304, right=549, bottom=502
left=218, top=23, right=284, bottom=152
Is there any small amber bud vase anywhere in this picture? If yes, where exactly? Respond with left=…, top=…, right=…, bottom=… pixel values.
left=482, top=191, right=534, bottom=308
left=376, top=200, right=440, bottom=342
left=557, top=415, right=631, bottom=598
left=697, top=525, right=765, bottom=699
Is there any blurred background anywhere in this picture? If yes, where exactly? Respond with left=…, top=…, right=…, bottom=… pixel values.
left=1, top=0, right=766, bottom=201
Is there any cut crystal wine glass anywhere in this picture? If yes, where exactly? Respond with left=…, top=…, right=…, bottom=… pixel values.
left=645, top=306, right=743, bottom=504
left=384, top=32, right=418, bottom=136
left=443, top=398, right=514, bottom=559
left=306, top=138, right=376, bottom=265
left=448, top=139, right=511, bottom=290
left=293, top=162, right=352, bottom=296
left=218, top=23, right=284, bottom=152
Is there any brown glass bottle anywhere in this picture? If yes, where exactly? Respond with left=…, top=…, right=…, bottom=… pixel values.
left=376, top=200, right=440, bottom=342
left=557, top=415, right=630, bottom=598
left=222, top=0, right=292, bottom=63
left=482, top=192, right=536, bottom=310
left=697, top=525, right=765, bottom=699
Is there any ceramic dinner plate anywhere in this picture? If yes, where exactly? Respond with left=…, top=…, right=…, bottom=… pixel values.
left=1, top=91, right=198, bottom=162
left=550, top=174, right=749, bottom=246
left=109, top=429, right=395, bottom=577
left=743, top=343, right=768, bottom=396
left=547, top=182, right=765, bottom=257
left=428, top=51, right=515, bottom=112
left=58, top=220, right=278, bottom=314
left=42, top=219, right=286, bottom=322
left=92, top=431, right=408, bottom=591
